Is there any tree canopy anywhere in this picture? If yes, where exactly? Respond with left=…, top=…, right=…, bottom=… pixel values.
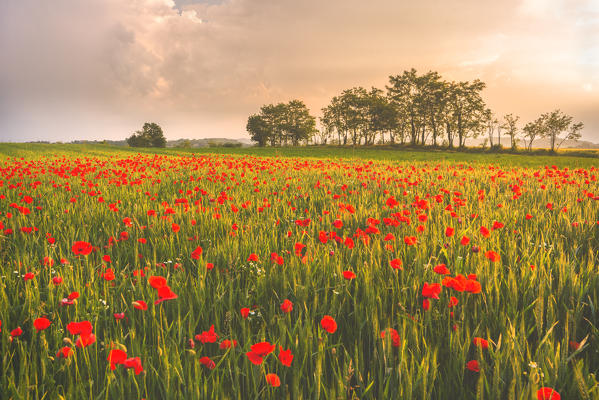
left=246, top=100, right=317, bottom=147
left=127, top=123, right=166, bottom=148
left=247, top=68, right=584, bottom=151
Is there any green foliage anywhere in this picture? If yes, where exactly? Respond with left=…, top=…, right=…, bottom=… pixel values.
left=127, top=122, right=167, bottom=148
left=246, top=100, right=317, bottom=146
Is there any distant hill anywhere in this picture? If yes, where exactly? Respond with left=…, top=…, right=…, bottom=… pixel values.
left=69, top=138, right=253, bottom=148
left=529, top=138, right=599, bottom=149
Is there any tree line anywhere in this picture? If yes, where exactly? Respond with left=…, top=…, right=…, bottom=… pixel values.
left=246, top=68, right=583, bottom=152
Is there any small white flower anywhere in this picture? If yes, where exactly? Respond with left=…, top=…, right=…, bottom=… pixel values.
left=528, top=361, right=538, bottom=369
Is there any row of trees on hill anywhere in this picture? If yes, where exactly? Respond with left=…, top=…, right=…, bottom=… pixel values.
left=246, top=69, right=584, bottom=151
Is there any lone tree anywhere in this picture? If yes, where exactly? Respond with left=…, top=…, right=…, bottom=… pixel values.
left=127, top=123, right=166, bottom=148
left=501, top=113, right=520, bottom=150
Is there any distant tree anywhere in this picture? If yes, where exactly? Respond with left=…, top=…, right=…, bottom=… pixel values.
left=247, top=100, right=317, bottom=146
left=127, top=123, right=166, bottom=148
left=523, top=116, right=545, bottom=151
left=246, top=114, right=270, bottom=146
left=556, top=121, right=584, bottom=151
left=387, top=69, right=421, bottom=145
left=284, top=100, right=318, bottom=145
left=539, top=109, right=577, bottom=152
left=501, top=114, right=520, bottom=150
left=179, top=139, right=192, bottom=149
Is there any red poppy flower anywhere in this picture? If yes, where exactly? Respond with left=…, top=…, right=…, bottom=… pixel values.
left=71, top=241, right=93, bottom=256
left=56, top=347, right=73, bottom=359
left=133, top=300, right=148, bottom=310
left=68, top=291, right=79, bottom=300
left=422, top=299, right=430, bottom=310
left=247, top=253, right=259, bottom=262
left=195, top=325, right=219, bottom=344
left=191, top=246, right=203, bottom=260
left=479, top=227, right=490, bottom=238
left=246, top=351, right=264, bottom=365
left=52, top=276, right=63, bottom=285
left=320, top=315, right=337, bottom=333
left=473, top=337, right=489, bottom=349
left=278, top=346, right=293, bottom=367
left=33, top=317, right=51, bottom=331
left=11, top=327, right=23, bottom=337
left=108, top=349, right=127, bottom=370
left=219, top=339, right=238, bottom=349
left=448, top=296, right=459, bottom=307
left=155, top=285, right=178, bottom=304
left=23, top=272, right=34, bottom=281
left=537, top=388, right=560, bottom=400
left=422, top=282, right=442, bottom=299
left=280, top=299, right=293, bottom=313
left=485, top=251, right=500, bottom=262
left=76, top=333, right=96, bottom=348
left=251, top=341, right=275, bottom=356
left=114, top=312, right=125, bottom=320
left=294, top=242, right=306, bottom=257
left=466, top=360, right=480, bottom=372
left=265, top=373, right=281, bottom=387
left=148, top=276, right=167, bottom=289
left=445, top=227, right=454, bottom=237
left=344, top=237, right=355, bottom=249
left=390, top=259, right=403, bottom=270
left=343, top=270, right=356, bottom=280
left=67, top=321, right=93, bottom=336
left=240, top=307, right=250, bottom=319
left=102, top=268, right=115, bottom=281
left=380, top=328, right=400, bottom=347
left=199, top=356, right=216, bottom=370
left=123, top=357, right=144, bottom=375
left=404, top=236, right=417, bottom=245
left=460, top=236, right=470, bottom=246
left=333, top=219, right=343, bottom=229
left=433, top=264, right=449, bottom=275
left=103, top=255, right=111, bottom=263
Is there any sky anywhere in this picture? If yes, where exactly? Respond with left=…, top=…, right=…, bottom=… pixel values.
left=0, top=0, right=598, bottom=143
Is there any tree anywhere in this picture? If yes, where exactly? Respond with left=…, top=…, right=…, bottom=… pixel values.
left=284, top=100, right=317, bottom=145
left=247, top=100, right=317, bottom=146
left=556, top=121, right=583, bottom=151
left=127, top=123, right=166, bottom=148
left=246, top=114, right=270, bottom=147
left=540, top=109, right=574, bottom=152
left=523, top=116, right=545, bottom=151
left=501, top=114, right=520, bottom=150
left=387, top=69, right=421, bottom=145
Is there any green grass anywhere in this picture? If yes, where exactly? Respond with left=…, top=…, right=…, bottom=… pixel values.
left=0, top=144, right=597, bottom=399
left=0, top=142, right=597, bottom=168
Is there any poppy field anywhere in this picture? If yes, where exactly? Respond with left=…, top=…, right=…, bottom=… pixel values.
left=0, top=147, right=598, bottom=399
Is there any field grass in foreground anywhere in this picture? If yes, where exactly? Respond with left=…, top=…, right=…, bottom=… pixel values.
left=0, top=144, right=598, bottom=399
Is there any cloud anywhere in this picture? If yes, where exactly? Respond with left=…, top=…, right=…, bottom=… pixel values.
left=0, top=0, right=597, bottom=142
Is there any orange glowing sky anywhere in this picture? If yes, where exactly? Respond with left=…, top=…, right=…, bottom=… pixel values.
left=1, top=0, right=597, bottom=142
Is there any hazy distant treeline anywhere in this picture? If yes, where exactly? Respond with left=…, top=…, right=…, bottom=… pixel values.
left=247, top=68, right=583, bottom=152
